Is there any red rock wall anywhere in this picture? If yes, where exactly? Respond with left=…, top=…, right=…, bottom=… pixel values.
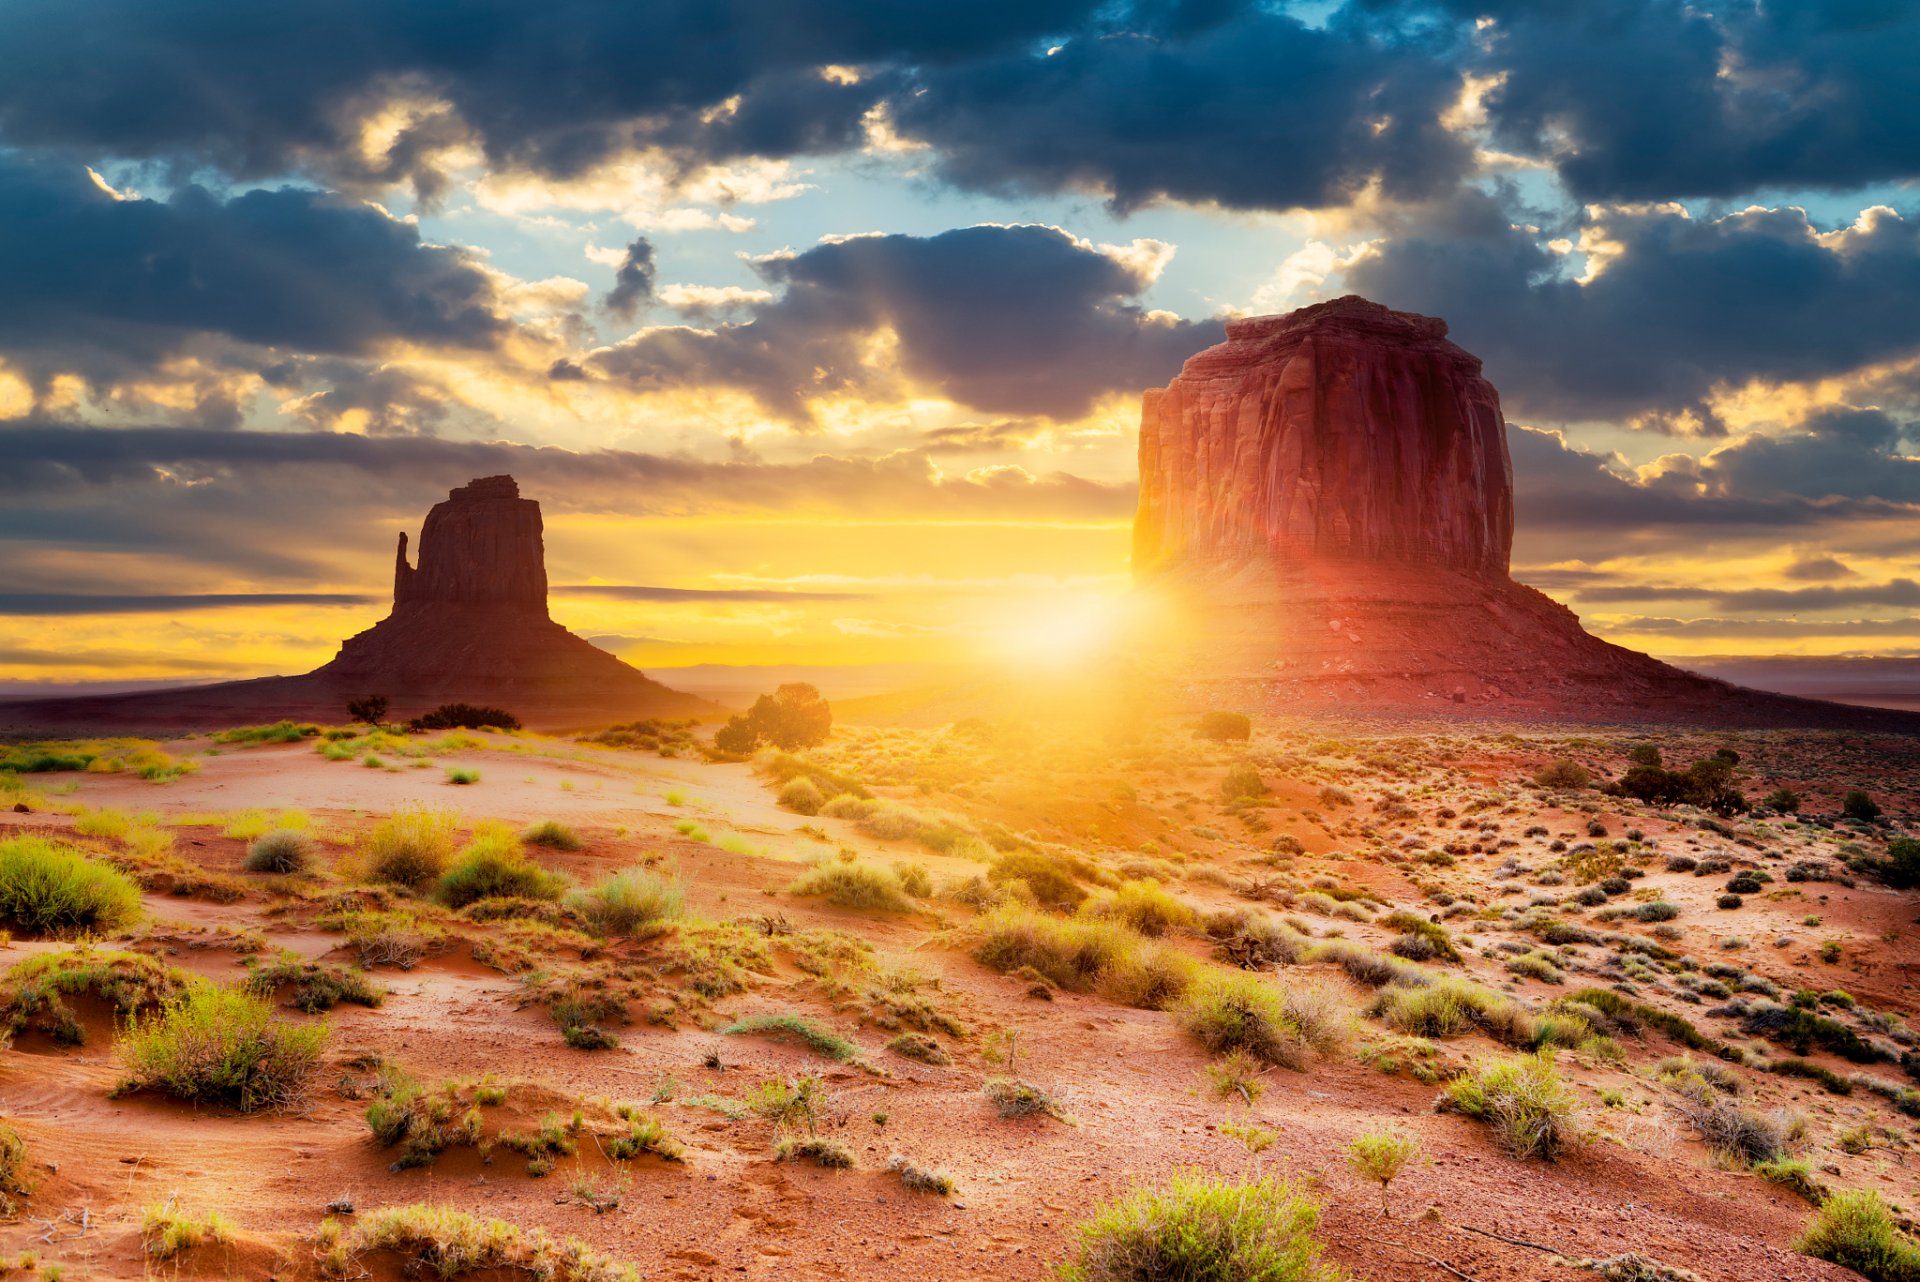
left=1133, top=296, right=1513, bottom=579
left=394, top=475, right=548, bottom=612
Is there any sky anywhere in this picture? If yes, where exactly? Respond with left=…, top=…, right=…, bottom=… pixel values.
left=5, top=0, right=1920, bottom=684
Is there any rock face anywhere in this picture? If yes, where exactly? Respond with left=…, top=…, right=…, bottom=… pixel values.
left=1134, top=296, right=1917, bottom=726
left=1136, top=297, right=1512, bottom=579
left=393, top=475, right=547, bottom=610
left=0, top=476, right=718, bottom=733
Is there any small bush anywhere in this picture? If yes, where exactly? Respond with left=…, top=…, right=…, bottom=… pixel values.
left=1177, top=971, right=1346, bottom=1069
left=362, top=808, right=458, bottom=890
left=983, top=1076, right=1067, bottom=1120
left=972, top=907, right=1138, bottom=993
left=1441, top=1050, right=1581, bottom=1161
left=326, top=1203, right=638, bottom=1282
left=774, top=1136, right=854, bottom=1168
left=988, top=849, right=1086, bottom=910
left=1754, top=1156, right=1824, bottom=1204
left=1797, top=1189, right=1920, bottom=1281
left=0, top=1124, right=24, bottom=1215
left=521, top=820, right=582, bottom=850
left=245, top=829, right=314, bottom=874
left=437, top=825, right=565, bottom=908
left=723, top=1013, right=857, bottom=1062
left=1057, top=1169, right=1341, bottom=1282
left=888, top=1155, right=954, bottom=1195
left=0, top=836, right=143, bottom=937
left=1086, top=880, right=1194, bottom=937
left=567, top=868, right=683, bottom=937
left=1841, top=791, right=1881, bottom=823
left=118, top=983, right=327, bottom=1112
left=1381, top=912, right=1461, bottom=964
left=887, top=1032, right=949, bottom=1065
left=142, top=1201, right=235, bottom=1259
left=410, top=703, right=520, bottom=731
left=1221, top=762, right=1269, bottom=801
left=445, top=767, right=480, bottom=786
left=788, top=861, right=915, bottom=912
left=777, top=777, right=825, bottom=815
left=1194, top=711, right=1252, bottom=741
left=1347, top=1130, right=1419, bottom=1217
left=1533, top=759, right=1592, bottom=790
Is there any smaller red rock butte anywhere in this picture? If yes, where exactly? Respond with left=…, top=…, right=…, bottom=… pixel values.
left=0, top=476, right=716, bottom=733
left=1135, top=296, right=1917, bottom=728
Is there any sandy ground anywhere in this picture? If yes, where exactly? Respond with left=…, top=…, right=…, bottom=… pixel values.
left=0, top=724, right=1913, bottom=1281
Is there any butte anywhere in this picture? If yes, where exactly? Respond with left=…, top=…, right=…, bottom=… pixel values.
left=1133, top=295, right=1916, bottom=728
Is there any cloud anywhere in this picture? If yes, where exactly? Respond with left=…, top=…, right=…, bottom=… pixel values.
left=603, top=238, right=656, bottom=320
left=555, top=584, right=867, bottom=602
left=1350, top=199, right=1920, bottom=428
left=0, top=592, right=378, bottom=615
left=890, top=10, right=1472, bottom=213
left=582, top=224, right=1223, bottom=421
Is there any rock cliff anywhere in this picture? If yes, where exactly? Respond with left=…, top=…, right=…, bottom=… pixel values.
left=1133, top=297, right=1918, bottom=726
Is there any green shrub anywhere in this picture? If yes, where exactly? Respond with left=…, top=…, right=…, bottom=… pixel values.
left=1381, top=912, right=1461, bottom=964
left=1220, top=762, right=1269, bottom=801
left=567, top=868, right=683, bottom=937
left=362, top=807, right=458, bottom=889
left=1797, top=1189, right=1920, bottom=1281
left=0, top=1124, right=24, bottom=1215
left=1371, top=976, right=1532, bottom=1045
left=1442, top=1050, right=1581, bottom=1161
left=244, top=952, right=384, bottom=1013
left=777, top=776, right=825, bottom=815
left=1194, top=711, right=1252, bottom=741
left=1086, top=880, right=1195, bottom=937
left=1177, top=971, right=1346, bottom=1069
left=325, top=1203, right=637, bottom=1282
left=787, top=861, right=915, bottom=912
left=521, top=820, right=582, bottom=850
left=1841, top=791, right=1882, bottom=823
left=972, top=907, right=1139, bottom=992
left=444, top=767, right=480, bottom=785
left=245, top=829, right=315, bottom=874
left=0, top=836, right=143, bottom=937
left=437, top=825, right=565, bottom=908
left=410, top=703, right=520, bottom=731
left=1754, top=1156, right=1824, bottom=1204
left=1347, top=1130, right=1419, bottom=1217
left=774, top=1136, right=855, bottom=1168
left=0, top=947, right=188, bottom=1045
left=117, top=983, right=327, bottom=1112
left=1057, top=1169, right=1342, bottom=1282
left=723, top=1013, right=857, bottom=1062
left=1532, top=759, right=1592, bottom=789
left=988, top=849, right=1086, bottom=910
left=888, top=1155, right=954, bottom=1195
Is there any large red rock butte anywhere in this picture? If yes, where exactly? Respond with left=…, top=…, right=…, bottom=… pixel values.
left=0, top=476, right=716, bottom=734
left=1135, top=296, right=1917, bottom=727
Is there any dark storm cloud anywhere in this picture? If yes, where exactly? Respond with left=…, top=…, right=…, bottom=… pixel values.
left=1462, top=1, right=1920, bottom=202
left=890, top=11, right=1471, bottom=213
left=0, top=0, right=1110, bottom=193
left=584, top=224, right=1223, bottom=421
left=1350, top=199, right=1920, bottom=428
left=604, top=239, right=657, bottom=320
left=0, top=156, right=506, bottom=389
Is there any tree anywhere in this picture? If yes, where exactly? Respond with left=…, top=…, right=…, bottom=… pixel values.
left=1627, top=743, right=1663, bottom=768
left=712, top=683, right=833, bottom=755
left=1762, top=787, right=1801, bottom=814
left=1842, top=790, right=1882, bottom=823
left=346, top=694, right=389, bottom=725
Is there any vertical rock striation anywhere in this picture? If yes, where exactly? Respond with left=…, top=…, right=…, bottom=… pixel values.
left=394, top=475, right=548, bottom=611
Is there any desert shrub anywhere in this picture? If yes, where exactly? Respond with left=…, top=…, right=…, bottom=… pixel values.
left=1841, top=791, right=1882, bottom=823
left=1533, top=759, right=1592, bottom=790
left=787, top=861, right=915, bottom=912
left=1086, top=880, right=1195, bottom=937
left=437, top=825, right=565, bottom=908
left=1347, top=1130, right=1419, bottom=1217
left=1371, top=976, right=1533, bottom=1045
left=0, top=1124, right=24, bottom=1215
left=1178, top=971, right=1346, bottom=1070
left=323, top=1203, right=638, bottom=1282
left=777, top=776, right=825, bottom=815
left=1220, top=762, right=1269, bottom=802
left=118, top=983, right=327, bottom=1112
left=887, top=1032, right=949, bottom=1065
left=888, top=1155, right=954, bottom=1195
left=521, top=820, right=583, bottom=851
left=988, top=849, right=1087, bottom=910
left=1796, top=1189, right=1920, bottom=1281
left=1754, top=1156, right=1824, bottom=1203
left=1381, top=912, right=1461, bottom=964
left=1099, top=943, right=1201, bottom=1011
left=244, top=829, right=315, bottom=874
left=245, top=953, right=384, bottom=1013
left=1506, top=951, right=1563, bottom=984
left=567, top=868, right=683, bottom=937
left=774, top=1136, right=855, bottom=1168
left=362, top=807, right=458, bottom=890
left=0, top=947, right=189, bottom=1045
left=345, top=694, right=389, bottom=724
left=1673, top=1090, right=1789, bottom=1164
left=723, top=1013, right=858, bottom=1062
left=0, top=836, right=143, bottom=938
left=1306, top=940, right=1426, bottom=989
left=1057, top=1169, right=1341, bottom=1282
left=972, top=907, right=1139, bottom=992
left=445, top=766, right=480, bottom=785
left=1870, top=838, right=1920, bottom=890
left=1634, top=901, right=1680, bottom=923
left=1207, top=911, right=1306, bottom=970
left=1441, top=1050, right=1581, bottom=1161
left=1194, top=711, right=1252, bottom=741
left=409, top=703, right=520, bottom=731
left=142, top=1201, right=236, bottom=1259
left=893, top=862, right=932, bottom=898
left=984, top=1076, right=1068, bottom=1119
